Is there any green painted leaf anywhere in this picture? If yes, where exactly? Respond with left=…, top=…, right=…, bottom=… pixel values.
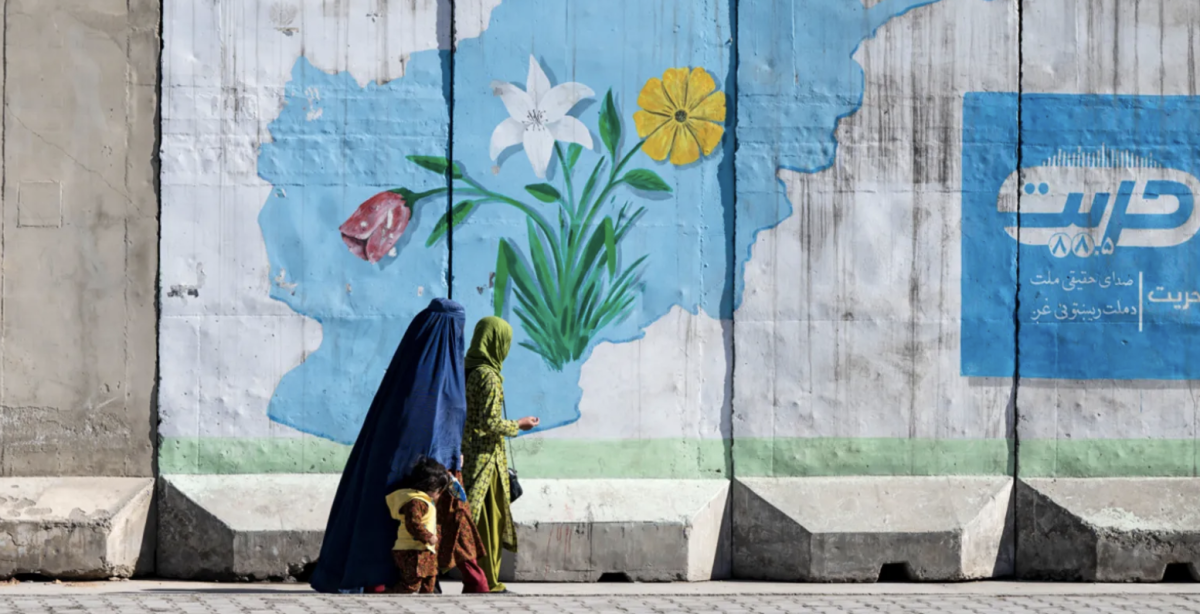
left=573, top=225, right=609, bottom=297
left=599, top=90, right=621, bottom=158
left=586, top=255, right=647, bottom=331
left=493, top=240, right=511, bottom=317
left=499, top=240, right=548, bottom=315
left=517, top=339, right=551, bottom=362
left=524, top=183, right=562, bottom=203
left=426, top=200, right=478, bottom=247
left=579, top=160, right=605, bottom=208
left=616, top=206, right=647, bottom=242
left=598, top=294, right=637, bottom=331
left=567, top=143, right=583, bottom=171
left=602, top=217, right=617, bottom=277
left=407, top=155, right=463, bottom=179
left=513, top=309, right=555, bottom=354
left=622, top=169, right=672, bottom=193
left=390, top=187, right=447, bottom=203
left=526, top=219, right=560, bottom=307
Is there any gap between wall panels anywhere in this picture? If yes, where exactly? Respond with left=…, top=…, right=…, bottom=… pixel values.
left=445, top=0, right=457, bottom=298
left=1010, top=0, right=1026, bottom=565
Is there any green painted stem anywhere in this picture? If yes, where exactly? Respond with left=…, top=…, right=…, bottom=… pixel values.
left=554, top=142, right=578, bottom=220
left=459, top=177, right=563, bottom=261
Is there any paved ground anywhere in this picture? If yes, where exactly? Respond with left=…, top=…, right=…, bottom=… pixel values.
left=1, top=592, right=1200, bottom=613
left=1, top=582, right=1200, bottom=613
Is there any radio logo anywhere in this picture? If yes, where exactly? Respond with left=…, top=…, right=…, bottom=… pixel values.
left=998, top=163, right=1200, bottom=258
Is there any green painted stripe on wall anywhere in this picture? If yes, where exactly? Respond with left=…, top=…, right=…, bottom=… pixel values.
left=159, top=437, right=352, bottom=475
left=1019, top=439, right=1198, bottom=478
left=161, top=436, right=1015, bottom=478
left=158, top=436, right=731, bottom=478
left=508, top=438, right=731, bottom=479
left=732, top=438, right=1014, bottom=477
left=162, top=436, right=1200, bottom=478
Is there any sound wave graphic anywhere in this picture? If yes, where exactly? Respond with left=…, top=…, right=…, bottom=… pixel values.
left=1041, top=145, right=1162, bottom=169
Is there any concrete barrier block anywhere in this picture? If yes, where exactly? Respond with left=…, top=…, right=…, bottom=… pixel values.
left=502, top=479, right=731, bottom=582
left=0, top=477, right=154, bottom=579
left=733, top=476, right=1014, bottom=582
left=1017, top=478, right=1200, bottom=582
left=157, top=474, right=337, bottom=580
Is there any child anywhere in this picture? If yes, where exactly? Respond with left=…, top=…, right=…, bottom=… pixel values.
left=385, top=456, right=452, bottom=594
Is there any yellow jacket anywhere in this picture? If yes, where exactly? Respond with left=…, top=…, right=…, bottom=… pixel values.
left=385, top=489, right=436, bottom=552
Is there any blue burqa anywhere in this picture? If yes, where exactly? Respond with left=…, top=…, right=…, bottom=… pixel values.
left=309, top=298, right=467, bottom=593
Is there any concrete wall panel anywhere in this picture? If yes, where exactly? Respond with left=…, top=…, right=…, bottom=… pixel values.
left=733, top=0, right=1018, bottom=477
left=1, top=0, right=159, bottom=476
left=158, top=0, right=1200, bottom=529
left=448, top=0, right=734, bottom=478
left=151, top=0, right=1200, bottom=583
left=1016, top=0, right=1200, bottom=478
left=159, top=0, right=473, bottom=471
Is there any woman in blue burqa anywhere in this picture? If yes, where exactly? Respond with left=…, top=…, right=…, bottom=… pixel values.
left=310, top=298, right=490, bottom=594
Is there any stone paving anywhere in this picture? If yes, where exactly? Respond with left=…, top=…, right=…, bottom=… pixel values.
left=2, top=593, right=1200, bottom=613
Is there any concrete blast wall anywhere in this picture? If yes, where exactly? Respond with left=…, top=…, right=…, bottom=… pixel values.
left=150, top=0, right=1200, bottom=582
left=1, top=0, right=158, bottom=477
left=0, top=0, right=160, bottom=580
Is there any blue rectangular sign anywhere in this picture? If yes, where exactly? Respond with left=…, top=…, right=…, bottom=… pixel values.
left=963, top=93, right=1200, bottom=379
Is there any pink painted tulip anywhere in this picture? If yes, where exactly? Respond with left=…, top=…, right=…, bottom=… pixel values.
left=339, top=191, right=411, bottom=263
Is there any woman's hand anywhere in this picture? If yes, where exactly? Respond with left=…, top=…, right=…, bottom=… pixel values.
left=517, top=417, right=540, bottom=431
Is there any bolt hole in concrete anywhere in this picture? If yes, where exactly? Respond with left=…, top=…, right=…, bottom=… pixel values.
left=11, top=574, right=55, bottom=583
left=1161, top=563, right=1200, bottom=583
left=876, top=563, right=913, bottom=583
left=597, top=572, right=634, bottom=583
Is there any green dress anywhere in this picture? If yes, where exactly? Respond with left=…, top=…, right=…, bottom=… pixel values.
left=462, top=366, right=519, bottom=554
left=462, top=315, right=519, bottom=592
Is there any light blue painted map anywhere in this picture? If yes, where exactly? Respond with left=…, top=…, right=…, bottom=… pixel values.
left=258, top=52, right=451, bottom=444
left=259, top=0, right=945, bottom=444
left=736, top=0, right=944, bottom=303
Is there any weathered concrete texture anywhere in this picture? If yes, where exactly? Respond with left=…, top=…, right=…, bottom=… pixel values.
left=1, top=0, right=159, bottom=476
left=1017, top=478, right=1200, bottom=582
left=500, top=480, right=731, bottom=582
left=157, top=475, right=338, bottom=581
left=0, top=478, right=154, bottom=579
left=733, top=477, right=1014, bottom=582
left=159, top=476, right=729, bottom=583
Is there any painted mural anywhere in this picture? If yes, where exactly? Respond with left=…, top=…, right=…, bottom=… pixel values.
left=168, top=0, right=1179, bottom=479
left=255, top=0, right=963, bottom=446
left=259, top=1, right=738, bottom=443
left=373, top=58, right=724, bottom=371
left=258, top=53, right=451, bottom=446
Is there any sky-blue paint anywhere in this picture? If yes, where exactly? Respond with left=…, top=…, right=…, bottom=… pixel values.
left=259, top=0, right=948, bottom=443
left=258, top=54, right=450, bottom=444
left=963, top=93, right=1200, bottom=380
left=735, top=0, right=944, bottom=308
left=446, top=0, right=732, bottom=433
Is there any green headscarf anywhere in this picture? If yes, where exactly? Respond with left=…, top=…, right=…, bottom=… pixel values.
left=465, top=316, right=513, bottom=378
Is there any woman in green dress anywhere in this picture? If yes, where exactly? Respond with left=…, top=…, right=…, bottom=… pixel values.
left=461, top=316, right=539, bottom=593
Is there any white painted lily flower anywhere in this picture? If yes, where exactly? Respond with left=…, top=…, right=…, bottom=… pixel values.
left=490, top=56, right=594, bottom=179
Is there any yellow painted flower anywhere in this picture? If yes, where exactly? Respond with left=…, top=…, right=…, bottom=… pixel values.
left=633, top=67, right=726, bottom=166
